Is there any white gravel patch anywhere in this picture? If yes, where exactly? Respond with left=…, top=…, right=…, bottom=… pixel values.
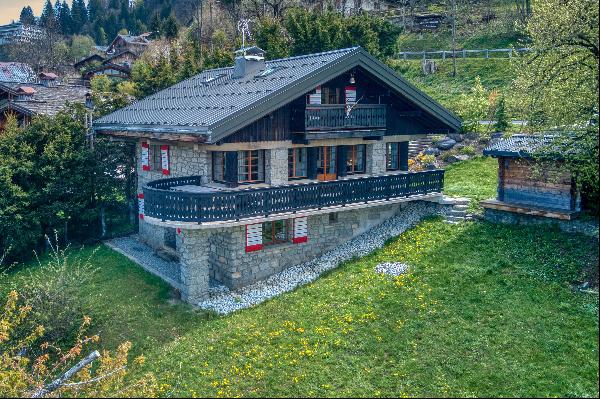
left=198, top=201, right=448, bottom=314
left=375, top=262, right=409, bottom=276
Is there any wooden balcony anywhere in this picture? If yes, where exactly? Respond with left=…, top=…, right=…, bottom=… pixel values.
left=303, top=104, right=386, bottom=139
left=142, top=170, right=444, bottom=224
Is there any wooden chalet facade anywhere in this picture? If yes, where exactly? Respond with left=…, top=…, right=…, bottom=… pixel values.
left=95, top=47, right=461, bottom=303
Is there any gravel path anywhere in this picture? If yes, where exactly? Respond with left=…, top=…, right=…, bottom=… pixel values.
left=198, top=201, right=448, bottom=314
left=105, top=235, right=183, bottom=289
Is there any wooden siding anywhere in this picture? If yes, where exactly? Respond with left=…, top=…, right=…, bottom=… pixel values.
left=499, top=158, right=577, bottom=211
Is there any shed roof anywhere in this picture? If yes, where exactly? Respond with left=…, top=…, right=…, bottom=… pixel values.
left=94, top=47, right=462, bottom=142
left=483, top=134, right=559, bottom=158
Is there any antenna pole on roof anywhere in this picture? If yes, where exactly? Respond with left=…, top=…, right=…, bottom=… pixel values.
left=237, top=19, right=252, bottom=53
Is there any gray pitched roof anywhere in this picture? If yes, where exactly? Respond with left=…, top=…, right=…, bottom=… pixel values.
left=0, top=62, right=36, bottom=83
left=483, top=134, right=559, bottom=158
left=0, top=82, right=89, bottom=117
left=94, top=47, right=461, bottom=142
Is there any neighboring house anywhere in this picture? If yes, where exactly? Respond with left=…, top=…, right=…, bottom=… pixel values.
left=106, top=33, right=151, bottom=56
left=0, top=62, right=36, bottom=83
left=78, top=34, right=151, bottom=82
left=0, top=22, right=44, bottom=46
left=73, top=53, right=106, bottom=71
left=481, top=134, right=580, bottom=221
left=94, top=46, right=461, bottom=303
left=0, top=72, right=88, bottom=130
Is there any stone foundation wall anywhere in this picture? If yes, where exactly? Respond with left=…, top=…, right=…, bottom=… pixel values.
left=175, top=200, right=445, bottom=301
left=136, top=140, right=211, bottom=250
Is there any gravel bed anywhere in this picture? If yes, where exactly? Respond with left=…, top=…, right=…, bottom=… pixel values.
left=375, top=262, right=409, bottom=276
left=105, top=235, right=183, bottom=288
left=199, top=201, right=447, bottom=314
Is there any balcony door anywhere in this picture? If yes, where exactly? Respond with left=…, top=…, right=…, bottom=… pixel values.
left=317, top=146, right=337, bottom=181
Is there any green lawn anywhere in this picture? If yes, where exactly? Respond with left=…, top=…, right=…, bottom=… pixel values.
left=444, top=156, right=498, bottom=203
left=8, top=217, right=598, bottom=397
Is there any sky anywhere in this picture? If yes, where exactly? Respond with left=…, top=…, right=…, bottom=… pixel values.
left=0, top=0, right=47, bottom=25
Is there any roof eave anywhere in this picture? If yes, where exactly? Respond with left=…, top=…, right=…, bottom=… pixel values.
left=93, top=123, right=211, bottom=136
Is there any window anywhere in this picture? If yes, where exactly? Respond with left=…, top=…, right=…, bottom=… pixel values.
left=150, top=144, right=162, bottom=171
left=212, top=151, right=225, bottom=182
left=262, top=220, right=290, bottom=245
left=328, top=212, right=338, bottom=224
left=347, top=145, right=366, bottom=174
left=386, top=143, right=400, bottom=171
left=288, top=148, right=308, bottom=179
left=238, top=150, right=265, bottom=183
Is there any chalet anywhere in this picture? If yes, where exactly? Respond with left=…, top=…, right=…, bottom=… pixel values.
left=73, top=53, right=106, bottom=71
left=0, top=72, right=88, bottom=130
left=481, top=134, right=580, bottom=221
left=106, top=33, right=151, bottom=56
left=94, top=47, right=461, bottom=303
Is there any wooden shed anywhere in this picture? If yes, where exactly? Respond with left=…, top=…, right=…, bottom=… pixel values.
left=481, top=135, right=580, bottom=220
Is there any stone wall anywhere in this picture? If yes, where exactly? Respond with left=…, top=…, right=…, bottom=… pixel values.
left=136, top=140, right=211, bottom=250
left=178, top=201, right=431, bottom=298
left=265, top=147, right=289, bottom=185
left=366, top=141, right=386, bottom=175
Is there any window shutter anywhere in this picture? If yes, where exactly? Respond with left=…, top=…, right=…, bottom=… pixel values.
left=345, top=86, right=357, bottom=104
left=245, top=223, right=263, bottom=252
left=138, top=193, right=145, bottom=219
left=292, top=217, right=308, bottom=244
left=308, top=85, right=321, bottom=105
left=141, top=142, right=150, bottom=171
left=161, top=145, right=170, bottom=175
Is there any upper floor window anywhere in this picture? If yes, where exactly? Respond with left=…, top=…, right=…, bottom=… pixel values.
left=386, top=143, right=401, bottom=171
left=238, top=150, right=265, bottom=183
left=213, top=151, right=225, bottom=182
left=347, top=145, right=366, bottom=174
left=288, top=148, right=308, bottom=179
left=212, top=150, right=265, bottom=183
left=150, top=144, right=162, bottom=171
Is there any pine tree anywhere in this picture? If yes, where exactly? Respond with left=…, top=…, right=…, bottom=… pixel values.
left=163, top=14, right=179, bottom=40
left=39, top=0, right=56, bottom=27
left=96, top=26, right=108, bottom=45
left=88, top=0, right=103, bottom=23
left=19, top=6, right=36, bottom=25
left=149, top=12, right=162, bottom=37
left=58, top=1, right=73, bottom=35
left=71, top=0, right=88, bottom=34
left=493, top=95, right=510, bottom=132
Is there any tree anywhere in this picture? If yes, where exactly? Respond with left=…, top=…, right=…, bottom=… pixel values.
left=58, top=0, right=74, bottom=35
left=71, top=0, right=88, bottom=34
left=19, top=6, right=36, bottom=25
left=514, top=0, right=599, bottom=210
left=39, top=0, right=56, bottom=28
left=254, top=17, right=290, bottom=59
left=88, top=0, right=104, bottom=23
left=163, top=14, right=179, bottom=40
left=493, top=95, right=509, bottom=132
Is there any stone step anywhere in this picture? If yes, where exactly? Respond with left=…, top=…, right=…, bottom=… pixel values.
left=445, top=215, right=466, bottom=222
left=453, top=204, right=469, bottom=210
left=449, top=210, right=467, bottom=217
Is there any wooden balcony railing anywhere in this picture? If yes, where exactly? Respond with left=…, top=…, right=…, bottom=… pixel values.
left=142, top=170, right=444, bottom=224
left=305, top=104, right=386, bottom=131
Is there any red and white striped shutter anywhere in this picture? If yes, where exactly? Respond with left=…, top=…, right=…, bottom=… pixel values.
left=308, top=85, right=322, bottom=105
left=292, top=217, right=308, bottom=244
left=245, top=223, right=263, bottom=252
left=141, top=142, right=150, bottom=171
left=161, top=145, right=170, bottom=175
left=138, top=193, right=145, bottom=219
left=345, top=86, right=357, bottom=104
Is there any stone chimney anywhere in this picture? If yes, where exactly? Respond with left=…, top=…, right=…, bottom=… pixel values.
left=232, top=46, right=266, bottom=79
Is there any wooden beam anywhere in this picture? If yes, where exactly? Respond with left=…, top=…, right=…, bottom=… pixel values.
left=97, top=130, right=208, bottom=143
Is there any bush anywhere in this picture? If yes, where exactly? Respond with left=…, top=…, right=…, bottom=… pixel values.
left=460, top=145, right=476, bottom=156
left=2, top=236, right=97, bottom=346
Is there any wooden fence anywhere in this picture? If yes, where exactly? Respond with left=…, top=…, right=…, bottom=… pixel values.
left=395, top=47, right=532, bottom=60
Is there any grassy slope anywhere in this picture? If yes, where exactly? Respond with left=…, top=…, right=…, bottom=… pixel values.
left=444, top=156, right=498, bottom=201
left=389, top=58, right=515, bottom=113
left=9, top=217, right=598, bottom=397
